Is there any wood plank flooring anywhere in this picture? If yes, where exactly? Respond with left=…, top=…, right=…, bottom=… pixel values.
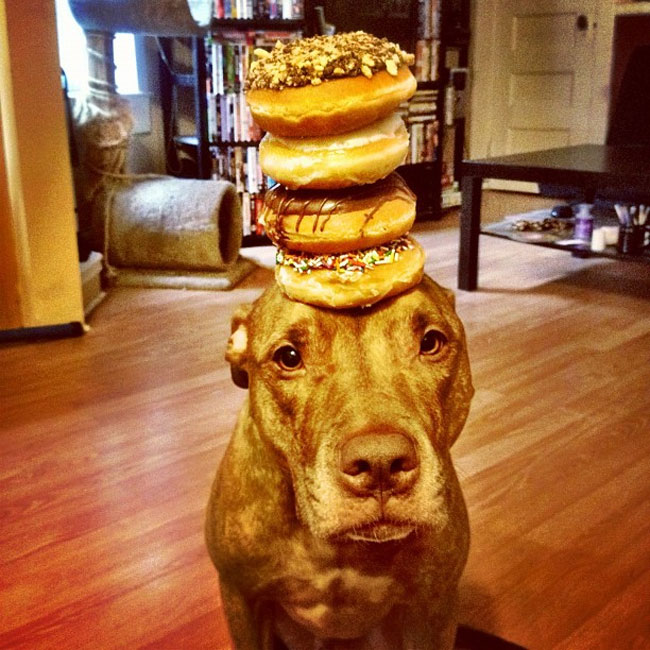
left=1, top=195, right=649, bottom=649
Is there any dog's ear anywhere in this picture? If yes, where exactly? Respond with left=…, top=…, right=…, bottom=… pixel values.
left=445, top=335, right=474, bottom=447
left=422, top=275, right=456, bottom=309
left=440, top=285, right=456, bottom=309
left=423, top=276, right=474, bottom=447
left=226, top=303, right=252, bottom=389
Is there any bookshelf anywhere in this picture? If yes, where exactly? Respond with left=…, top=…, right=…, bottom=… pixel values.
left=206, top=26, right=304, bottom=240
left=162, top=0, right=470, bottom=244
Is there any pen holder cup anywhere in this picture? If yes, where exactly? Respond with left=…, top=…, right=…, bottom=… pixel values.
left=617, top=225, right=645, bottom=255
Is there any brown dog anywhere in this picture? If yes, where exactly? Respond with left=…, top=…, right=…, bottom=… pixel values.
left=206, top=276, right=473, bottom=650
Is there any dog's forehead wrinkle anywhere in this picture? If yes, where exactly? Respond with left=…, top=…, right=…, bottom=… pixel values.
left=359, top=295, right=455, bottom=346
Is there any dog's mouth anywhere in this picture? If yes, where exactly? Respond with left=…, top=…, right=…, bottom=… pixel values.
left=341, top=521, right=416, bottom=544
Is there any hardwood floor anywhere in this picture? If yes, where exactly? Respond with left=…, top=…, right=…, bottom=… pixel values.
left=1, top=195, right=649, bottom=649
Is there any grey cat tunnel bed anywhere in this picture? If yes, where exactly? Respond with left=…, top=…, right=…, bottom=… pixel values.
left=68, top=0, right=211, bottom=35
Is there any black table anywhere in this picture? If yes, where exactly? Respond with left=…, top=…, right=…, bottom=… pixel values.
left=458, top=144, right=650, bottom=290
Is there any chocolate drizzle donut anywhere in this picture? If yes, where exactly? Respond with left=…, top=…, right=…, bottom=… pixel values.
left=260, top=173, right=416, bottom=254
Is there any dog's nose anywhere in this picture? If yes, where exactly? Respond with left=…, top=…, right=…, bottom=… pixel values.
left=339, top=432, right=419, bottom=499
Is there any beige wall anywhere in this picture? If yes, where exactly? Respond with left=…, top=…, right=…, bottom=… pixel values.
left=0, top=0, right=84, bottom=330
left=0, top=88, right=24, bottom=329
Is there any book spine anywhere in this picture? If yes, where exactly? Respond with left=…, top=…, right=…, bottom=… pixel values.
left=233, top=43, right=241, bottom=92
left=417, top=0, right=431, bottom=39
left=431, top=0, right=441, bottom=39
left=245, top=146, right=255, bottom=193
left=208, top=93, right=218, bottom=142
left=254, top=193, right=265, bottom=235
left=217, top=42, right=224, bottom=95
left=224, top=43, right=234, bottom=92
left=242, top=191, right=251, bottom=236
left=232, top=95, right=240, bottom=142
left=292, top=0, right=303, bottom=19
left=228, top=95, right=235, bottom=141
left=210, top=40, right=218, bottom=94
left=414, top=40, right=430, bottom=82
left=430, top=41, right=440, bottom=81
left=233, top=146, right=242, bottom=192
left=239, top=91, right=247, bottom=141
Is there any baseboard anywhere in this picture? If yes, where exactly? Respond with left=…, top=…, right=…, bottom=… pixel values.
left=80, top=251, right=106, bottom=316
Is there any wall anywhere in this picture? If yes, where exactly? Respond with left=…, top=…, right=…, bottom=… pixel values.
left=0, top=0, right=84, bottom=330
left=608, top=12, right=650, bottom=130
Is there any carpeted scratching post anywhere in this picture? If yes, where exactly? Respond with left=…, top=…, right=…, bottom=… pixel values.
left=104, top=178, right=242, bottom=271
left=69, top=14, right=253, bottom=291
left=95, top=177, right=255, bottom=290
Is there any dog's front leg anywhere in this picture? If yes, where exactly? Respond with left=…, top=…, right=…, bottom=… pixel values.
left=220, top=579, right=275, bottom=650
left=400, top=592, right=459, bottom=650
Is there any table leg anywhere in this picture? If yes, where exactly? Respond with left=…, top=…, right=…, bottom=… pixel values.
left=458, top=175, right=483, bottom=291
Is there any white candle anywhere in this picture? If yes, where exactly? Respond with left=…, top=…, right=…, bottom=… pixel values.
left=603, top=226, right=619, bottom=245
left=591, top=227, right=606, bottom=252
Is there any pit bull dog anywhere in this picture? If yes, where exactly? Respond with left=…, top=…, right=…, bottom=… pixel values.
left=206, top=276, right=473, bottom=650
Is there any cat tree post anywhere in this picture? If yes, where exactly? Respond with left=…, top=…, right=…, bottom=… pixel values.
left=67, top=0, right=251, bottom=288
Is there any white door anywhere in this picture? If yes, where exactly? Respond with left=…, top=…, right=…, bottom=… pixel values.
left=492, top=0, right=597, bottom=155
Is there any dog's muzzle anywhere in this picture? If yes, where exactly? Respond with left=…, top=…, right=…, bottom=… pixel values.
left=338, top=431, right=420, bottom=503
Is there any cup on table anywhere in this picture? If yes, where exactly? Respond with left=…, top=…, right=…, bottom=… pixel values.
left=617, top=225, right=645, bottom=255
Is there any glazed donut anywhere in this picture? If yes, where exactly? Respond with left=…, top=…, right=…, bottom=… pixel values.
left=274, top=236, right=425, bottom=309
left=246, top=32, right=416, bottom=137
left=260, top=173, right=416, bottom=254
left=259, top=113, right=409, bottom=190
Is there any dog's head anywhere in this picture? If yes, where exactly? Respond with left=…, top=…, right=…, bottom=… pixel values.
left=226, top=276, right=473, bottom=542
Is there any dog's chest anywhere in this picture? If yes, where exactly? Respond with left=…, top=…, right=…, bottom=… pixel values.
left=274, top=550, right=400, bottom=641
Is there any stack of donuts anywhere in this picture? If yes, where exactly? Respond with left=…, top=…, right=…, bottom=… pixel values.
left=246, top=31, right=425, bottom=309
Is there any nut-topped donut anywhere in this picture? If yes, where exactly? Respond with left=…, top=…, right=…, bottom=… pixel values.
left=246, top=32, right=417, bottom=137
left=260, top=172, right=416, bottom=254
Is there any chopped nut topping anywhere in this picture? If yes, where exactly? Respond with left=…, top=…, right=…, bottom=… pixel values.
left=385, top=59, right=398, bottom=76
left=246, top=31, right=414, bottom=91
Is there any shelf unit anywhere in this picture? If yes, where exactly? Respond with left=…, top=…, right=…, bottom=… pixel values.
left=160, top=0, right=470, bottom=244
left=159, top=37, right=211, bottom=180
left=481, top=211, right=650, bottom=264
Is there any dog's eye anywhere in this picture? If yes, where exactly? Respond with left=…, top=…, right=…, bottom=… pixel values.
left=420, top=329, right=447, bottom=355
left=273, top=345, right=302, bottom=370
